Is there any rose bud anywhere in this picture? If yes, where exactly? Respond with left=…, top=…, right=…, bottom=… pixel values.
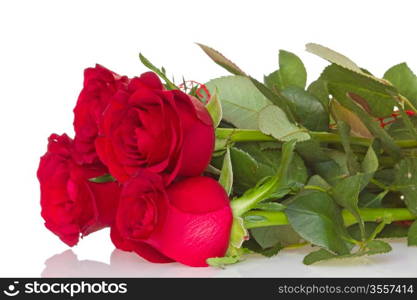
left=95, top=72, right=214, bottom=184
left=111, top=173, right=233, bottom=267
left=37, top=134, right=121, bottom=246
left=73, top=64, right=129, bottom=164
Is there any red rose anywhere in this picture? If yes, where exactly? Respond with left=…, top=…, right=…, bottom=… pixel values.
left=111, top=173, right=233, bottom=267
left=95, top=72, right=214, bottom=184
left=73, top=64, right=129, bottom=164
left=37, top=134, right=121, bottom=246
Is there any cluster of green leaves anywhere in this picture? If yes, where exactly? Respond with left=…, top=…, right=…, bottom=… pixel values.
left=196, top=43, right=417, bottom=266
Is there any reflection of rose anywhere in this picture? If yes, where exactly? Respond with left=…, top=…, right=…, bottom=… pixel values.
left=111, top=173, right=232, bottom=267
left=96, top=72, right=214, bottom=184
left=37, top=134, right=120, bottom=246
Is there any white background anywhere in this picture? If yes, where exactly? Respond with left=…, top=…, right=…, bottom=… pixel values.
left=1, top=0, right=417, bottom=277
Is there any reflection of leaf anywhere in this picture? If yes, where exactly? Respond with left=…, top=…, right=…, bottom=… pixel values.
left=286, top=190, right=352, bottom=255
left=206, top=76, right=270, bottom=129
left=264, top=50, right=307, bottom=90
left=258, top=105, right=310, bottom=142
left=197, top=43, right=246, bottom=76
left=303, top=240, right=392, bottom=265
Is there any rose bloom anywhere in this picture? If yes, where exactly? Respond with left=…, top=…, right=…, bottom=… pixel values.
left=37, top=134, right=120, bottom=246
left=111, top=172, right=232, bottom=267
left=95, top=72, right=214, bottom=184
left=73, top=64, right=129, bottom=164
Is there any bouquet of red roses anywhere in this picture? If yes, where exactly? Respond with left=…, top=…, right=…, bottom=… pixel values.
left=38, top=43, right=417, bottom=268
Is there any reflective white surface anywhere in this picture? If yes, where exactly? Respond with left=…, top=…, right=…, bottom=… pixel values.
left=40, top=238, right=417, bottom=278
left=2, top=0, right=417, bottom=278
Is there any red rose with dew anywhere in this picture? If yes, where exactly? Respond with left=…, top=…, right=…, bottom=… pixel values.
left=95, top=72, right=214, bottom=184
left=111, top=172, right=232, bottom=267
left=73, top=64, right=129, bottom=164
left=37, top=133, right=121, bottom=246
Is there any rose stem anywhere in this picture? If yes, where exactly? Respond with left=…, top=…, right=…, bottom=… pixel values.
left=215, top=128, right=417, bottom=149
left=243, top=208, right=416, bottom=229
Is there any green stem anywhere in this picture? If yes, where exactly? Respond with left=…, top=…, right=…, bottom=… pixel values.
left=216, top=128, right=417, bottom=149
left=244, top=208, right=416, bottom=229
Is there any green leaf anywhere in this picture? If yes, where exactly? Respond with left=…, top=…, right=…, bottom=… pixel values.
left=330, top=100, right=373, bottom=139
left=229, top=217, right=248, bottom=248
left=88, top=174, right=115, bottom=183
left=244, top=215, right=267, bottom=222
left=303, top=249, right=336, bottom=265
left=384, top=63, right=417, bottom=109
left=258, top=243, right=283, bottom=257
left=322, top=64, right=398, bottom=117
left=331, top=174, right=365, bottom=239
left=264, top=50, right=307, bottom=91
left=306, top=43, right=364, bottom=74
left=258, top=105, right=310, bottom=142
left=349, top=222, right=408, bottom=239
left=249, top=77, right=297, bottom=122
left=138, top=53, right=177, bottom=90
left=365, top=240, right=392, bottom=255
left=397, top=107, right=417, bottom=140
left=303, top=240, right=392, bottom=265
left=230, top=140, right=297, bottom=216
left=361, top=145, right=379, bottom=174
left=205, top=89, right=222, bottom=128
left=196, top=43, right=246, bottom=76
left=296, top=140, right=347, bottom=185
left=207, top=256, right=241, bottom=268
left=307, top=79, right=330, bottom=112
left=232, top=142, right=308, bottom=194
left=394, top=158, right=417, bottom=215
left=281, top=87, right=329, bottom=131
left=250, top=225, right=303, bottom=248
left=206, top=76, right=271, bottom=129
left=307, top=175, right=331, bottom=190
left=387, top=114, right=417, bottom=140
left=358, top=190, right=388, bottom=208
left=326, top=81, right=401, bottom=161
left=229, top=147, right=261, bottom=194
left=286, top=190, right=352, bottom=255
left=379, top=223, right=409, bottom=238
left=337, top=121, right=360, bottom=175
left=242, top=239, right=283, bottom=258
left=407, top=220, right=417, bottom=246
left=219, top=147, right=233, bottom=196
